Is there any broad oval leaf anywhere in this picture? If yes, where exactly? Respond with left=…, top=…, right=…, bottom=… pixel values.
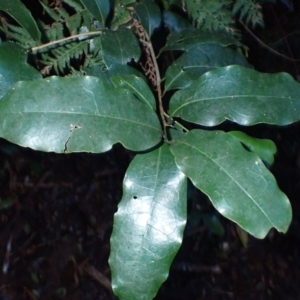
left=109, top=144, right=187, bottom=300
left=164, top=43, right=252, bottom=92
left=228, top=131, right=277, bottom=166
left=110, top=74, right=156, bottom=110
left=0, top=76, right=161, bottom=153
left=169, top=66, right=300, bottom=126
left=0, top=0, right=41, bottom=40
left=101, top=28, right=141, bottom=67
left=0, top=43, right=41, bottom=99
left=80, top=0, right=110, bottom=28
left=170, top=129, right=292, bottom=239
left=132, top=1, right=161, bottom=37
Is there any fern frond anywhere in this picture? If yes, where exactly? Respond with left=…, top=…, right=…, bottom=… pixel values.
left=56, top=7, right=71, bottom=20
left=0, top=23, right=39, bottom=49
left=63, top=0, right=85, bottom=12
left=232, top=0, right=264, bottom=28
left=0, top=0, right=97, bottom=74
left=4, top=23, right=29, bottom=35
left=41, top=0, right=91, bottom=42
left=67, top=67, right=87, bottom=77
left=183, top=0, right=240, bottom=38
left=40, top=40, right=89, bottom=74
left=83, top=37, right=105, bottom=68
left=84, top=53, right=106, bottom=68
left=44, top=23, right=65, bottom=41
left=81, top=9, right=92, bottom=31
left=40, top=1, right=61, bottom=22
left=66, top=12, right=82, bottom=35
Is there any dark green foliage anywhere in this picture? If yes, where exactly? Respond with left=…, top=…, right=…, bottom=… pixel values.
left=232, top=0, right=264, bottom=28
left=39, top=40, right=89, bottom=74
left=37, top=0, right=95, bottom=74
left=0, top=0, right=41, bottom=40
left=0, top=23, right=39, bottom=48
left=163, top=0, right=267, bottom=37
left=0, top=1, right=298, bottom=299
left=185, top=0, right=237, bottom=36
left=0, top=0, right=100, bottom=75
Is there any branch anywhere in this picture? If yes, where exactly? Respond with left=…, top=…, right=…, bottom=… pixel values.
left=140, top=38, right=170, bottom=142
left=31, top=31, right=103, bottom=53
left=239, top=20, right=300, bottom=62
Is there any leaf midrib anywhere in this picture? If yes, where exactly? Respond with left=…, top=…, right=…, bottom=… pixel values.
left=0, top=112, right=161, bottom=131
left=118, top=78, right=155, bottom=110
left=171, top=94, right=295, bottom=116
left=176, top=139, right=276, bottom=227
left=130, top=148, right=162, bottom=292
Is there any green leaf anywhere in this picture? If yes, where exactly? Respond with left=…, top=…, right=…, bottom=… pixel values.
left=164, top=43, right=252, bottom=92
left=228, top=131, right=277, bottom=166
left=232, top=0, right=264, bottom=29
left=132, top=1, right=161, bottom=37
left=162, top=10, right=194, bottom=33
left=80, top=0, right=110, bottom=28
left=0, top=76, right=161, bottom=153
left=109, top=144, right=187, bottom=300
left=101, top=29, right=141, bottom=67
left=159, top=29, right=243, bottom=55
left=110, top=0, right=134, bottom=30
left=0, top=0, right=41, bottom=40
left=236, top=225, right=249, bottom=248
left=0, top=43, right=42, bottom=100
left=110, top=74, right=156, bottom=110
left=169, top=66, right=300, bottom=126
left=39, top=1, right=61, bottom=22
left=169, top=121, right=187, bottom=141
left=85, top=64, right=145, bottom=86
left=170, top=130, right=292, bottom=239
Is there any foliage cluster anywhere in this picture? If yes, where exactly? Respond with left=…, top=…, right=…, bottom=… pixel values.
left=0, top=0, right=298, bottom=299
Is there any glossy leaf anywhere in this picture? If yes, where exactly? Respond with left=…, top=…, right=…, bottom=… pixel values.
left=109, top=144, right=187, bottom=300
left=169, top=121, right=187, bottom=141
left=164, top=43, right=251, bottom=92
left=84, top=64, right=144, bottom=87
left=228, top=131, right=277, bottom=166
left=101, top=29, right=141, bottom=67
left=132, top=1, right=161, bottom=37
left=0, top=43, right=41, bottom=99
left=110, top=74, right=156, bottom=110
left=159, top=29, right=243, bottom=55
left=170, top=129, right=292, bottom=239
left=169, top=66, right=300, bottom=126
left=0, top=0, right=41, bottom=40
left=80, top=0, right=110, bottom=28
left=0, top=76, right=161, bottom=153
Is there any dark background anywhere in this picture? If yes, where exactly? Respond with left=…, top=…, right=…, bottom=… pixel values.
left=1, top=1, right=300, bottom=299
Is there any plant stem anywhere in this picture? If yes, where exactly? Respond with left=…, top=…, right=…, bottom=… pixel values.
left=31, top=31, right=103, bottom=53
left=164, top=112, right=189, bottom=133
left=140, top=38, right=170, bottom=142
left=174, top=120, right=189, bottom=132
